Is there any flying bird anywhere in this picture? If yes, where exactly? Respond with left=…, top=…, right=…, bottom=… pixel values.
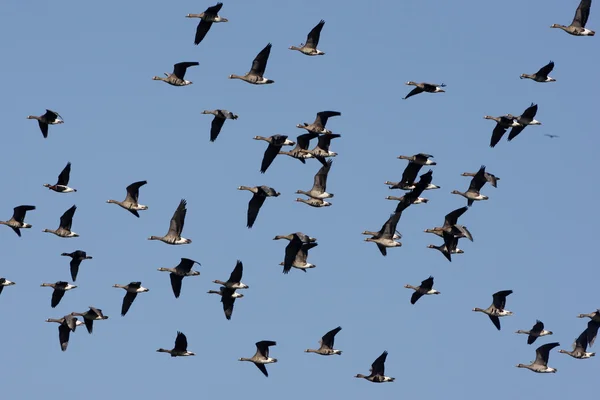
left=186, top=2, right=228, bottom=45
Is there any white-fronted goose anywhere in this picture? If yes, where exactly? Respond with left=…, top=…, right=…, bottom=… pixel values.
left=485, top=114, right=520, bottom=148
left=364, top=212, right=403, bottom=256
left=61, top=250, right=92, bottom=281
left=238, top=186, right=280, bottom=228
left=213, top=260, right=249, bottom=289
left=559, top=327, right=596, bottom=359
left=279, top=242, right=318, bottom=274
left=70, top=306, right=108, bottom=334
left=275, top=232, right=317, bottom=272
left=521, top=61, right=556, bottom=82
left=158, top=258, right=201, bottom=298
left=295, top=197, right=331, bottom=207
left=355, top=350, right=395, bottom=383
left=45, top=314, right=83, bottom=352
left=451, top=165, right=489, bottom=206
left=27, top=109, right=63, bottom=138
left=279, top=132, right=319, bottom=163
left=405, top=276, right=440, bottom=305
left=0, top=278, right=15, bottom=297
left=112, top=282, right=149, bottom=316
left=397, top=153, right=436, bottom=165
left=40, top=281, right=77, bottom=308
left=461, top=169, right=500, bottom=188
left=254, top=134, right=295, bottom=173
left=202, top=109, right=238, bottom=142
left=577, top=309, right=600, bottom=323
left=403, top=82, right=446, bottom=100
left=545, top=134, right=560, bottom=139
left=386, top=195, right=428, bottom=204
left=229, top=43, right=274, bottom=84
left=290, top=20, right=326, bottom=56
left=239, top=341, right=278, bottom=377
left=362, top=230, right=401, bottom=239
left=299, top=133, right=341, bottom=158
left=427, top=230, right=463, bottom=262
left=473, top=290, right=514, bottom=330
left=152, top=62, right=199, bottom=86
left=389, top=159, right=425, bottom=191
left=44, top=162, right=76, bottom=193
left=516, top=342, right=560, bottom=373
left=273, top=232, right=317, bottom=243
left=296, top=158, right=334, bottom=199
left=186, top=2, right=228, bottom=45
left=577, top=311, right=600, bottom=346
left=551, top=0, right=595, bottom=36
left=0, top=205, right=35, bottom=237
left=516, top=320, right=553, bottom=345
left=424, top=206, right=473, bottom=242
left=107, top=180, right=148, bottom=217
left=305, top=326, right=342, bottom=355
left=386, top=168, right=439, bottom=191
left=43, top=205, right=79, bottom=238
left=297, top=111, right=341, bottom=134
left=208, top=286, right=243, bottom=320
left=148, top=199, right=191, bottom=245
left=157, top=331, right=196, bottom=357
left=508, top=103, right=541, bottom=142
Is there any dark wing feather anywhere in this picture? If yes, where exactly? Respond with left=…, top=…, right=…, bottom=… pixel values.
left=488, top=315, right=501, bottom=330
left=173, top=62, right=199, bottom=80
left=587, top=321, right=599, bottom=347
left=305, top=20, right=325, bottom=48
left=10, top=227, right=21, bottom=237
left=536, top=61, right=554, bottom=77
left=125, top=181, right=146, bottom=203
left=70, top=259, right=82, bottom=282
left=38, top=121, right=49, bottom=138
left=13, top=205, right=35, bottom=223
left=228, top=260, right=243, bottom=283
left=490, top=124, right=508, bottom=148
left=51, top=289, right=65, bottom=308
left=210, top=116, right=226, bottom=142
left=260, top=143, right=280, bottom=173
left=247, top=193, right=266, bottom=228
left=57, top=162, right=72, bottom=186
left=250, top=43, right=272, bottom=76
left=59, top=205, right=77, bottom=231
left=284, top=238, right=303, bottom=271
left=177, top=258, right=197, bottom=273
left=400, top=162, right=423, bottom=185
left=296, top=132, right=319, bottom=149
left=444, top=207, right=468, bottom=226
left=535, top=342, right=559, bottom=365
left=174, top=332, right=188, bottom=352
left=507, top=125, right=525, bottom=141
left=410, top=291, right=424, bottom=305
left=221, top=290, right=236, bottom=320
left=403, top=87, right=424, bottom=99
left=371, top=351, right=388, bottom=376
left=194, top=20, right=213, bottom=45
left=421, top=276, right=434, bottom=290
left=169, top=273, right=184, bottom=298
left=572, top=0, right=591, bottom=27
left=468, top=166, right=487, bottom=192
left=321, top=326, right=341, bottom=348
left=254, top=363, right=269, bottom=377
left=121, top=292, right=138, bottom=316
left=58, top=324, right=71, bottom=351
left=492, top=290, right=512, bottom=309
left=168, top=199, right=187, bottom=236
left=205, top=2, right=223, bottom=14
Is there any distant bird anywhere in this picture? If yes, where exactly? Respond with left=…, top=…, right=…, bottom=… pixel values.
left=152, top=62, right=199, bottom=86
left=516, top=342, right=560, bottom=373
left=508, top=103, right=541, bottom=142
left=461, top=169, right=500, bottom=188
left=404, top=276, right=440, bottom=305
left=40, top=281, right=78, bottom=308
left=207, top=286, right=243, bottom=320
left=0, top=205, right=35, bottom=237
left=213, top=260, right=249, bottom=289
left=559, top=326, right=596, bottom=359
left=473, top=290, right=514, bottom=330
left=61, top=250, right=93, bottom=281
left=70, top=306, right=108, bottom=334
left=107, top=180, right=148, bottom=217
left=279, top=242, right=318, bottom=274
left=273, top=232, right=317, bottom=243
left=551, top=0, right=595, bottom=36
left=520, top=61, right=556, bottom=82
left=202, top=109, right=238, bottom=142
left=279, top=132, right=320, bottom=163
left=403, top=82, right=446, bottom=100
left=427, top=230, right=464, bottom=262
left=238, top=186, right=280, bottom=228
left=229, top=43, right=274, bottom=84
left=45, top=314, right=84, bottom=352
left=297, top=111, right=341, bottom=134
left=157, top=258, right=201, bottom=298
left=157, top=331, right=196, bottom=357
left=516, top=320, right=554, bottom=345
left=385, top=167, right=440, bottom=191
left=44, top=162, right=76, bottom=193
left=0, top=278, right=16, bottom=297
left=275, top=232, right=317, bottom=273
left=295, top=197, right=332, bottom=207
left=148, top=199, right=191, bottom=244
left=577, top=310, right=600, bottom=346
left=186, top=2, right=228, bottom=45
left=544, top=134, right=560, bottom=139
left=485, top=114, right=520, bottom=148
left=355, top=351, right=395, bottom=383
left=397, top=153, right=436, bottom=165
left=296, top=158, right=334, bottom=199
left=290, top=20, right=326, bottom=55
left=364, top=212, right=403, bottom=256
left=239, top=341, right=278, bottom=377
left=113, top=282, right=149, bottom=316
left=386, top=195, right=428, bottom=204
left=424, top=206, right=473, bottom=242
left=43, top=205, right=79, bottom=238
left=305, top=326, right=342, bottom=355
left=300, top=133, right=341, bottom=158
left=27, top=109, right=63, bottom=138
left=451, top=165, right=489, bottom=206
left=254, top=134, right=295, bottom=173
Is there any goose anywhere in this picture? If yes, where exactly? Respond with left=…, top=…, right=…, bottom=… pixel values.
left=386, top=180, right=440, bottom=191
left=157, top=258, right=201, bottom=298
left=43, top=205, right=79, bottom=238
left=297, top=111, right=341, bottom=134
left=403, top=82, right=446, bottom=100
left=508, top=103, right=541, bottom=142
left=208, top=286, right=243, bottom=320
left=0, top=278, right=15, bottom=296
left=385, top=168, right=439, bottom=191
left=60, top=250, right=92, bottom=281
left=389, top=160, right=425, bottom=190
left=295, top=197, right=332, bottom=207
left=157, top=332, right=196, bottom=357
left=427, top=230, right=464, bottom=262
left=559, top=327, right=596, bottom=359
left=239, top=341, right=278, bottom=377
left=577, top=309, right=600, bottom=323
left=485, top=114, right=520, bottom=148
left=397, top=153, right=436, bottom=165
left=355, top=351, right=395, bottom=383
left=148, top=199, right=191, bottom=245
left=577, top=311, right=600, bottom=346
left=299, top=133, right=341, bottom=158
left=238, top=186, right=280, bottom=228
left=461, top=169, right=500, bottom=188
left=516, top=320, right=554, bottom=345
left=296, top=158, right=334, bottom=199
left=276, top=232, right=318, bottom=272
left=107, top=180, right=148, bottom=217
left=27, top=109, right=63, bottom=138
left=451, top=165, right=489, bottom=206
left=516, top=342, right=560, bottom=373
left=473, top=290, right=514, bottom=330
left=424, top=206, right=474, bottom=242
left=545, top=134, right=560, bottom=139
left=186, top=2, right=228, bottom=45
left=202, top=109, right=238, bottom=142
left=213, top=260, right=249, bottom=289
left=279, top=132, right=319, bottom=163
left=40, top=281, right=77, bottom=308
left=0, top=205, right=35, bottom=237
left=152, top=62, right=199, bottom=86
left=254, top=134, right=295, bottom=173
left=405, top=276, right=440, bottom=305
left=305, top=326, right=342, bottom=355
left=45, top=315, right=84, bottom=352
left=290, top=20, right=326, bottom=56
left=44, top=162, right=76, bottom=193
left=364, top=212, right=403, bottom=256
left=229, top=43, right=274, bottom=84
left=551, top=0, right=595, bottom=36
left=69, top=306, right=108, bottom=334
left=112, top=282, right=149, bottom=316
left=386, top=195, right=428, bottom=204
left=521, top=61, right=556, bottom=82
left=279, top=242, right=318, bottom=274
left=273, top=232, right=317, bottom=243
left=362, top=230, right=401, bottom=240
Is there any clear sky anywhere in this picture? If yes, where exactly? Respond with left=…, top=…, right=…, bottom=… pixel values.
left=1, top=0, right=598, bottom=398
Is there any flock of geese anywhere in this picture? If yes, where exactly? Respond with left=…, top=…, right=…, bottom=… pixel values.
left=2, top=0, right=598, bottom=384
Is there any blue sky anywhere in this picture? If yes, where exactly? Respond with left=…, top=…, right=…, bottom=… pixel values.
left=1, top=0, right=598, bottom=398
